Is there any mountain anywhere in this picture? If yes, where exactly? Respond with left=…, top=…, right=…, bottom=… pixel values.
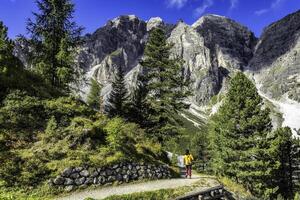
left=14, top=10, right=300, bottom=134
left=248, top=10, right=300, bottom=134
left=249, top=10, right=300, bottom=102
left=76, top=14, right=257, bottom=104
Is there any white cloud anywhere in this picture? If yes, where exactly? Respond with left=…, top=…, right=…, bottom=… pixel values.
left=167, top=0, right=189, bottom=9
left=194, top=0, right=214, bottom=16
left=254, top=9, right=269, bottom=16
left=254, top=0, right=285, bottom=16
left=229, top=0, right=238, bottom=10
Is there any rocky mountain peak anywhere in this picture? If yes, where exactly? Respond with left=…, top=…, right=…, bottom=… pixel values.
left=249, top=10, right=300, bottom=102
left=250, top=10, right=300, bottom=71
left=147, top=17, right=164, bottom=31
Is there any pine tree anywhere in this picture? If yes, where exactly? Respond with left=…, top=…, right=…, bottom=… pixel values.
left=27, top=0, right=83, bottom=91
left=271, top=127, right=295, bottom=199
left=140, top=28, right=191, bottom=141
left=105, top=65, right=127, bottom=118
left=87, top=78, right=102, bottom=110
left=126, top=75, right=150, bottom=126
left=0, top=21, right=27, bottom=102
left=209, top=72, right=275, bottom=197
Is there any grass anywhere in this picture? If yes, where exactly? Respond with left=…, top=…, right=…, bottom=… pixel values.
left=0, top=181, right=59, bottom=200
left=218, top=177, right=254, bottom=199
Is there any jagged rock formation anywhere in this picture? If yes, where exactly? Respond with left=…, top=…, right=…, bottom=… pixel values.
left=75, top=14, right=257, bottom=104
left=168, top=15, right=256, bottom=103
left=249, top=10, right=300, bottom=102
left=14, top=10, right=300, bottom=106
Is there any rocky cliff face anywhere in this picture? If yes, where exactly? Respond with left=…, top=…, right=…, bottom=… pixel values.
left=14, top=11, right=300, bottom=106
left=168, top=15, right=256, bottom=103
left=75, top=14, right=256, bottom=104
left=249, top=10, right=300, bottom=102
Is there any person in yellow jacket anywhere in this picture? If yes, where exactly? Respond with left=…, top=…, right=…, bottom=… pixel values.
left=183, top=149, right=194, bottom=178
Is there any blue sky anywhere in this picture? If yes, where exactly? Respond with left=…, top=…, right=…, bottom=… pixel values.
left=1, top=0, right=299, bottom=38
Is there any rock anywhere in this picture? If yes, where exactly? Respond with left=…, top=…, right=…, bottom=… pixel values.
left=147, top=17, right=164, bottom=31
left=64, top=178, right=74, bottom=185
left=80, top=170, right=89, bottom=177
left=128, top=164, right=132, bottom=170
left=112, top=164, right=119, bottom=169
left=75, top=177, right=86, bottom=186
left=106, top=169, right=113, bottom=176
left=74, top=167, right=83, bottom=172
left=93, top=177, right=98, bottom=184
left=99, top=170, right=107, bottom=176
left=65, top=185, right=75, bottom=192
left=99, top=176, right=106, bottom=184
left=123, top=175, right=130, bottom=182
left=90, top=170, right=99, bottom=178
left=107, top=176, right=115, bottom=182
left=61, top=167, right=73, bottom=177
left=116, top=174, right=123, bottom=181
left=53, top=177, right=65, bottom=185
left=85, top=178, right=93, bottom=185
left=70, top=173, right=80, bottom=179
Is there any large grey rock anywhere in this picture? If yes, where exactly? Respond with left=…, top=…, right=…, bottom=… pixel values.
left=249, top=10, right=300, bottom=102
left=61, top=167, right=73, bottom=177
left=75, top=177, right=86, bottom=186
left=64, top=178, right=74, bottom=186
left=80, top=169, right=90, bottom=177
left=53, top=176, right=65, bottom=185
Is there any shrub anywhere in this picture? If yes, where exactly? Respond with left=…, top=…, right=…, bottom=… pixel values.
left=104, top=118, right=137, bottom=151
left=44, top=96, right=93, bottom=126
left=0, top=151, right=22, bottom=187
left=19, top=157, right=51, bottom=187
left=45, top=116, right=58, bottom=136
left=0, top=90, right=46, bottom=131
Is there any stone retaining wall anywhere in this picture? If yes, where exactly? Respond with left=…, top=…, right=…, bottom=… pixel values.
left=51, top=163, right=171, bottom=191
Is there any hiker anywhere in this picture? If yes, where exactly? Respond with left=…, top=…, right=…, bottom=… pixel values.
left=183, top=149, right=194, bottom=178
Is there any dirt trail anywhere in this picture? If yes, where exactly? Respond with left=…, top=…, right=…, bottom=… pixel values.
left=57, top=174, right=218, bottom=200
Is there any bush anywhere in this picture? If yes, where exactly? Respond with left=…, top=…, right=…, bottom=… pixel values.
left=0, top=90, right=46, bottom=131
left=104, top=118, right=137, bottom=151
left=19, top=157, right=51, bottom=187
left=45, top=116, right=58, bottom=136
left=45, top=96, right=93, bottom=126
left=0, top=151, right=22, bottom=187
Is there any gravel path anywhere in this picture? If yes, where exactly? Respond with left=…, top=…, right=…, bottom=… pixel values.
left=57, top=174, right=216, bottom=200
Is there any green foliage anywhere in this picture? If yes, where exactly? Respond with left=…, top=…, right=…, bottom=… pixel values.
left=45, top=116, right=58, bottom=136
left=87, top=78, right=102, bottom=110
left=0, top=90, right=46, bottom=131
left=0, top=22, right=58, bottom=102
left=294, top=193, right=300, bottom=200
left=0, top=151, right=22, bottom=187
left=105, top=65, right=128, bottom=118
left=140, top=28, right=191, bottom=141
left=45, top=96, right=93, bottom=125
left=209, top=72, right=275, bottom=198
left=126, top=75, right=149, bottom=126
left=271, top=127, right=297, bottom=199
left=27, top=0, right=83, bottom=91
left=104, top=118, right=135, bottom=151
left=19, top=157, right=51, bottom=187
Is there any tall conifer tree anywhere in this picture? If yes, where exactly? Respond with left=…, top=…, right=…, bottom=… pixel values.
left=87, top=78, right=102, bottom=110
left=271, top=127, right=297, bottom=199
left=209, top=72, right=275, bottom=197
left=27, top=0, right=83, bottom=91
left=140, top=28, right=191, bottom=141
left=105, top=66, right=127, bottom=118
